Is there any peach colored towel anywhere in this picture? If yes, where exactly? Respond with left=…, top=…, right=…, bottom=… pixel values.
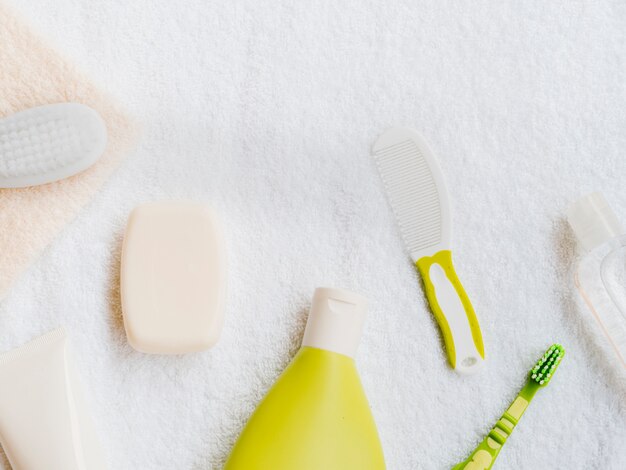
left=0, top=4, right=137, bottom=298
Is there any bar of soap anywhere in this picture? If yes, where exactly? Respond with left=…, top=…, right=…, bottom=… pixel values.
left=121, top=202, right=226, bottom=354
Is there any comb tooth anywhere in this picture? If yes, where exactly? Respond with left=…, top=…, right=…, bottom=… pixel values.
left=403, top=225, right=440, bottom=243
left=376, top=144, right=427, bottom=161
left=374, top=140, right=415, bottom=157
left=382, top=177, right=432, bottom=194
left=389, top=184, right=438, bottom=200
left=381, top=168, right=433, bottom=189
left=377, top=154, right=429, bottom=171
left=395, top=200, right=440, bottom=219
left=376, top=157, right=430, bottom=183
left=400, top=219, right=440, bottom=238
left=375, top=139, right=413, bottom=152
left=389, top=181, right=437, bottom=198
left=378, top=149, right=429, bottom=166
left=384, top=181, right=435, bottom=200
left=406, top=235, right=440, bottom=249
left=386, top=212, right=438, bottom=230
left=396, top=208, right=440, bottom=228
left=373, top=137, right=443, bottom=256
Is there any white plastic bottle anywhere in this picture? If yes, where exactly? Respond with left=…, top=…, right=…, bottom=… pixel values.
left=567, top=192, right=626, bottom=369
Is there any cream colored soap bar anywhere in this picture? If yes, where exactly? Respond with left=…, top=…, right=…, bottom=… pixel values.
left=121, top=202, right=226, bottom=354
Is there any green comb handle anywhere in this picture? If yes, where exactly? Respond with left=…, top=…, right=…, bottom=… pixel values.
left=451, top=381, right=540, bottom=470
left=415, top=250, right=485, bottom=374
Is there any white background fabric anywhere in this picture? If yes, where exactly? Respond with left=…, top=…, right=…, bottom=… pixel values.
left=2, top=1, right=625, bottom=468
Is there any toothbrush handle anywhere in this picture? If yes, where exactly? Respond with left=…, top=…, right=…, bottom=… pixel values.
left=452, top=382, right=539, bottom=470
left=415, top=250, right=485, bottom=374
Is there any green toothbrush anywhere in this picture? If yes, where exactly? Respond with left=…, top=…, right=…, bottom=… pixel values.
left=452, top=344, right=565, bottom=470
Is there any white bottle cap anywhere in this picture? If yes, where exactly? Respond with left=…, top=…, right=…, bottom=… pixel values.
left=567, top=192, right=624, bottom=252
left=301, top=288, right=368, bottom=358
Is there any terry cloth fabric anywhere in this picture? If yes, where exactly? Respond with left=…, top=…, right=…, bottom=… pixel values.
left=1, top=1, right=625, bottom=469
left=0, top=2, right=137, bottom=298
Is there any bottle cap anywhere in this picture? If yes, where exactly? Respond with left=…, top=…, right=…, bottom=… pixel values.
left=301, top=288, right=368, bottom=358
left=567, top=192, right=624, bottom=252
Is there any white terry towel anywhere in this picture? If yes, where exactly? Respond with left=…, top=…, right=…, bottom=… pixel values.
left=0, top=1, right=625, bottom=469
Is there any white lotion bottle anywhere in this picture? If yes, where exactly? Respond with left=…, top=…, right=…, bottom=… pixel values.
left=567, top=192, right=626, bottom=369
left=0, top=328, right=106, bottom=469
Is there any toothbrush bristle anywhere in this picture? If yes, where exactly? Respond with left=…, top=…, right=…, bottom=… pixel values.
left=530, top=344, right=564, bottom=386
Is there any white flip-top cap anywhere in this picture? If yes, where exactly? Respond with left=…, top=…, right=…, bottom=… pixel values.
left=301, top=288, right=368, bottom=358
left=567, top=192, right=624, bottom=252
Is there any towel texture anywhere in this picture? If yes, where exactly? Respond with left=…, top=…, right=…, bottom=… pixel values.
left=1, top=1, right=625, bottom=469
left=0, top=2, right=137, bottom=297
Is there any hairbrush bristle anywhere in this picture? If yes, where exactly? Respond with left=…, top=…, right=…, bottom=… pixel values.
left=530, top=344, right=564, bottom=386
left=0, top=103, right=106, bottom=188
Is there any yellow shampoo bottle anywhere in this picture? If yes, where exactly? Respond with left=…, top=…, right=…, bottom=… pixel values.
left=225, top=288, right=386, bottom=470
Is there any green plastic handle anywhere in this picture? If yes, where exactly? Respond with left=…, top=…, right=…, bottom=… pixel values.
left=451, top=381, right=540, bottom=470
left=415, top=250, right=484, bottom=370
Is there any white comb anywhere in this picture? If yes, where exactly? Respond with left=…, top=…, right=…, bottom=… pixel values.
left=0, top=103, right=107, bottom=188
left=372, top=127, right=485, bottom=375
left=372, top=128, right=451, bottom=261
